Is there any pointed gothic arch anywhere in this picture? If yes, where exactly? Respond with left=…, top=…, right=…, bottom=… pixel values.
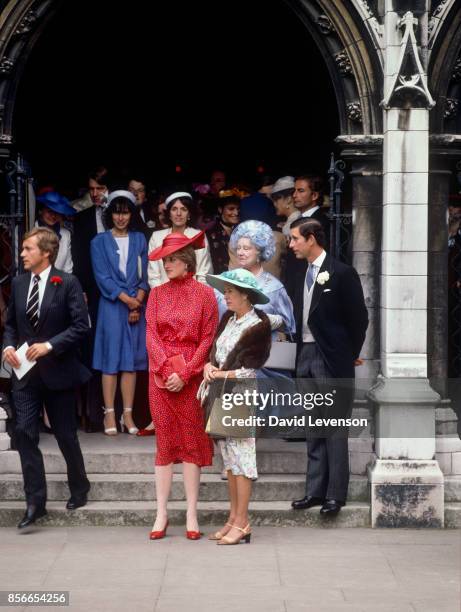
left=0, top=0, right=384, bottom=151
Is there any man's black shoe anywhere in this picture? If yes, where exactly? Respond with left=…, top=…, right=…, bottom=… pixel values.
left=320, top=499, right=345, bottom=516
left=291, top=496, right=325, bottom=510
left=17, top=505, right=47, bottom=530
left=66, top=496, right=88, bottom=510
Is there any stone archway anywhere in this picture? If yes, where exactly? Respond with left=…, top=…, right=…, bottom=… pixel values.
left=0, top=0, right=384, bottom=147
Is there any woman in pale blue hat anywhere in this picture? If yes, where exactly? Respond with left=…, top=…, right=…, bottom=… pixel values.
left=225, top=220, right=295, bottom=337
left=35, top=191, right=76, bottom=273
left=203, top=268, right=273, bottom=545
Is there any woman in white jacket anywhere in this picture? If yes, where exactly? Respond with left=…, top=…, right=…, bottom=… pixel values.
left=35, top=191, right=75, bottom=273
left=147, top=191, right=213, bottom=288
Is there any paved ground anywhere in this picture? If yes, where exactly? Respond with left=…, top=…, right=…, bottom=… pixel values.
left=0, top=526, right=459, bottom=611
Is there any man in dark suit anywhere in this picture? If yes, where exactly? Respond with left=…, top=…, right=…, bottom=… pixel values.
left=71, top=167, right=114, bottom=431
left=283, top=175, right=331, bottom=289
left=72, top=167, right=114, bottom=322
left=293, top=175, right=330, bottom=238
left=288, top=218, right=368, bottom=516
left=3, top=227, right=91, bottom=529
left=128, top=176, right=156, bottom=240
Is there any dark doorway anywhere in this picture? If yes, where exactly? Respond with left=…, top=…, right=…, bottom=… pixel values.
left=14, top=0, right=339, bottom=192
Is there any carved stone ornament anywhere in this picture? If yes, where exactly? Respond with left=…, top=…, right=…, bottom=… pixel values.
left=381, top=11, right=436, bottom=110
left=335, top=134, right=384, bottom=147
left=445, top=98, right=460, bottom=119
left=316, top=14, right=335, bottom=35
left=452, top=57, right=461, bottom=83
left=0, top=58, right=14, bottom=76
left=346, top=102, right=363, bottom=123
left=429, top=0, right=450, bottom=40
left=356, top=0, right=373, bottom=18
left=14, top=10, right=38, bottom=37
left=334, top=50, right=352, bottom=76
left=432, top=0, right=450, bottom=18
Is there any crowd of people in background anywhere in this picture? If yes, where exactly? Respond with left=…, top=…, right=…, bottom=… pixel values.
left=3, top=163, right=370, bottom=539
left=32, top=166, right=332, bottom=436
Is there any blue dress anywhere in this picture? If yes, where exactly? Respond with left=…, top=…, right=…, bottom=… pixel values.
left=91, top=230, right=149, bottom=374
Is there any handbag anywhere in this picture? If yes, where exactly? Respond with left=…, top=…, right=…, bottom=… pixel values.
left=264, top=335, right=297, bottom=371
left=154, top=354, right=186, bottom=388
left=205, top=374, right=255, bottom=438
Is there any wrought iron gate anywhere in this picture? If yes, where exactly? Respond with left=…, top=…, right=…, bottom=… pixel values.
left=0, top=153, right=33, bottom=287
left=327, top=152, right=352, bottom=263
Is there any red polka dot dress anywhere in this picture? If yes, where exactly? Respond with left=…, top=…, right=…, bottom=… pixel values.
left=146, top=273, right=218, bottom=467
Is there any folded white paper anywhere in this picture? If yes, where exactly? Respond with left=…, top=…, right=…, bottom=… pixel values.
left=13, top=342, right=37, bottom=380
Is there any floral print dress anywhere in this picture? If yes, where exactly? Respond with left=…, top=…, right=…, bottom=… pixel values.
left=215, top=309, right=261, bottom=480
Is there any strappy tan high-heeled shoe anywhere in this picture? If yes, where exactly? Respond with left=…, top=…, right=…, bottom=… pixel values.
left=208, top=522, right=234, bottom=541
left=217, top=523, right=251, bottom=545
left=103, top=408, right=117, bottom=436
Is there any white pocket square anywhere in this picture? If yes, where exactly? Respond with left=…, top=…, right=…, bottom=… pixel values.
left=323, top=289, right=332, bottom=293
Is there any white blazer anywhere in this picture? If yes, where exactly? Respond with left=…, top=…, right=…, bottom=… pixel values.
left=147, top=227, right=213, bottom=288
left=34, top=222, right=73, bottom=273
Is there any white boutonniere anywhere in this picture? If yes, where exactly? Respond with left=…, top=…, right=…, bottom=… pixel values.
left=316, top=271, right=330, bottom=285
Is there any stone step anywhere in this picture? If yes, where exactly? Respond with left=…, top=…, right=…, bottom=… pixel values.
left=0, top=473, right=370, bottom=503
left=0, top=433, right=374, bottom=475
left=0, top=500, right=371, bottom=528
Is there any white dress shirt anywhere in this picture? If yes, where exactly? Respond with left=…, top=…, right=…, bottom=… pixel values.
left=4, top=266, right=54, bottom=353
left=302, top=250, right=326, bottom=343
left=26, top=265, right=52, bottom=311
left=301, top=206, right=320, bottom=218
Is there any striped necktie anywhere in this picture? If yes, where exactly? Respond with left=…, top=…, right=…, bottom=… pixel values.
left=306, top=264, right=315, bottom=292
left=26, top=274, right=40, bottom=330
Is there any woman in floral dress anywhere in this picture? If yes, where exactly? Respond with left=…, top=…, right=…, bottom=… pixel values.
left=204, top=269, right=272, bottom=545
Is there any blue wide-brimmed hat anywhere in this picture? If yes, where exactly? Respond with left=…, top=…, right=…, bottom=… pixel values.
left=206, top=268, right=270, bottom=305
left=36, top=191, right=76, bottom=216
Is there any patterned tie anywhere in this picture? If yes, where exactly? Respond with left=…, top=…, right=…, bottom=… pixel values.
left=306, top=264, right=315, bottom=292
left=26, top=274, right=40, bottom=330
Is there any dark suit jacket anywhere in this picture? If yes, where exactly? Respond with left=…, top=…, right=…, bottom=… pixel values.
left=131, top=204, right=155, bottom=241
left=3, top=267, right=91, bottom=390
left=290, top=253, right=368, bottom=378
left=71, top=206, right=101, bottom=322
left=311, top=207, right=331, bottom=242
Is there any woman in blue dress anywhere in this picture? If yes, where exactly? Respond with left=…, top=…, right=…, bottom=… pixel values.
left=91, top=190, right=148, bottom=436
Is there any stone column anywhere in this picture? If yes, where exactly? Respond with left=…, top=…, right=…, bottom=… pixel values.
left=368, top=2, right=444, bottom=527
left=337, top=137, right=383, bottom=385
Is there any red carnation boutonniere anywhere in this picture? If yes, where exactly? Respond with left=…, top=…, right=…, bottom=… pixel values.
left=50, top=275, right=63, bottom=286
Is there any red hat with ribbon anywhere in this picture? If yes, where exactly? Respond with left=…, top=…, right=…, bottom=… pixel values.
left=148, top=231, right=206, bottom=261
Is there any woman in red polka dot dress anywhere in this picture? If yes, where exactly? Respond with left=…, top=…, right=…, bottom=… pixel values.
left=146, top=230, right=218, bottom=540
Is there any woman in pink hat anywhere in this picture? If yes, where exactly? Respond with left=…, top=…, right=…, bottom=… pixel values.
left=146, top=230, right=218, bottom=541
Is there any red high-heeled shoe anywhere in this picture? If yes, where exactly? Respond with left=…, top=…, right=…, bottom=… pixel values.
left=186, top=530, right=202, bottom=540
left=137, top=427, right=155, bottom=437
left=149, top=520, right=168, bottom=540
